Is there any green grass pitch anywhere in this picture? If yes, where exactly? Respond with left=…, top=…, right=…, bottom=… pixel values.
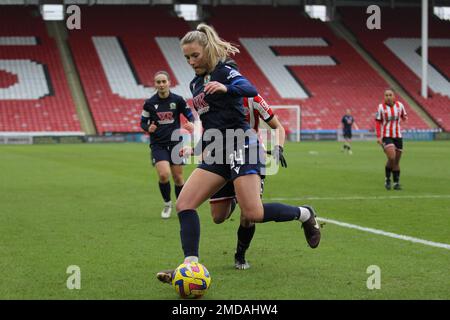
left=0, top=141, right=449, bottom=299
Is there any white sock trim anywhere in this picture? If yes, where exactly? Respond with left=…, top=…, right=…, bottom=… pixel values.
left=184, top=256, right=198, bottom=264
left=298, top=207, right=311, bottom=222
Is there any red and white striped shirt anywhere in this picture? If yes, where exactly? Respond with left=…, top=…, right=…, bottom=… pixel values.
left=375, top=101, right=407, bottom=138
left=243, top=95, right=274, bottom=132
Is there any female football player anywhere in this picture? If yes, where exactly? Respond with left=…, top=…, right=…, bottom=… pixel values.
left=157, top=24, right=321, bottom=283
left=140, top=71, right=195, bottom=219
left=341, top=109, right=356, bottom=155
left=375, top=89, right=408, bottom=190
left=209, top=93, right=287, bottom=270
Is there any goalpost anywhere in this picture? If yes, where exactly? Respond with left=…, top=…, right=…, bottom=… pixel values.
left=258, top=105, right=301, bottom=142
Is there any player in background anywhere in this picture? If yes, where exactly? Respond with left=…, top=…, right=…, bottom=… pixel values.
left=341, top=109, right=358, bottom=154
left=208, top=94, right=287, bottom=270
left=156, top=23, right=320, bottom=285
left=375, top=89, right=408, bottom=190
left=140, top=71, right=195, bottom=218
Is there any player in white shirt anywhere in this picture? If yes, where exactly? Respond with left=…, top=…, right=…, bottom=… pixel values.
left=375, top=89, right=408, bottom=190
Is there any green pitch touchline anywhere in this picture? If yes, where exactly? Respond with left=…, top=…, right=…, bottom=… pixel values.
left=267, top=194, right=450, bottom=201
left=317, top=217, right=450, bottom=251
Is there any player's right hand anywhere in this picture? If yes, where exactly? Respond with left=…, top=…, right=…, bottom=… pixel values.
left=179, top=146, right=193, bottom=157
left=148, top=121, right=157, bottom=133
left=377, top=137, right=382, bottom=145
left=183, top=121, right=194, bottom=134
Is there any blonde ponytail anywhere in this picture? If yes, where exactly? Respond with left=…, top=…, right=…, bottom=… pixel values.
left=181, top=23, right=239, bottom=73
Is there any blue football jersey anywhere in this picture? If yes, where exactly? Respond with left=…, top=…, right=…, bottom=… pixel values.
left=140, top=92, right=194, bottom=145
left=342, top=115, right=354, bottom=131
left=190, top=61, right=258, bottom=131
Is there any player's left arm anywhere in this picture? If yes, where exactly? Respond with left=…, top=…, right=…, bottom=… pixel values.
left=401, top=104, right=408, bottom=121
left=254, top=95, right=287, bottom=168
left=204, top=68, right=257, bottom=97
left=224, top=77, right=258, bottom=97
left=267, top=116, right=286, bottom=148
left=266, top=115, right=288, bottom=168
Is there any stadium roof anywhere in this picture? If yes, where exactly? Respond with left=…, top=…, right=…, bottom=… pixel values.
left=1, top=0, right=450, bottom=7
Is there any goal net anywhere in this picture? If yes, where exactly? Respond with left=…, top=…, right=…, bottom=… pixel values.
left=258, top=105, right=301, bottom=143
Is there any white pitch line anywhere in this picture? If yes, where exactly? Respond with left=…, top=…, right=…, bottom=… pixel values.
left=317, top=217, right=450, bottom=251
left=267, top=194, right=450, bottom=201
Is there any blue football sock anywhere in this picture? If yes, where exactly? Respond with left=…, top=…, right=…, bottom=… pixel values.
left=175, top=184, right=184, bottom=199
left=159, top=181, right=171, bottom=202
left=236, top=224, right=255, bottom=255
left=178, top=210, right=200, bottom=258
left=262, top=203, right=300, bottom=222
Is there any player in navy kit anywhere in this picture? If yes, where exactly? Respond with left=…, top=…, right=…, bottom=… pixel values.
left=180, top=92, right=287, bottom=270
left=341, top=109, right=356, bottom=154
left=209, top=93, right=287, bottom=270
left=140, top=71, right=195, bottom=219
left=156, top=24, right=321, bottom=284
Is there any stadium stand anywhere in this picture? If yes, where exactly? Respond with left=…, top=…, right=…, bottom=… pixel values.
left=68, top=5, right=192, bottom=133
left=1, top=4, right=440, bottom=134
left=206, top=5, right=430, bottom=131
left=340, top=7, right=450, bottom=131
left=0, top=7, right=81, bottom=133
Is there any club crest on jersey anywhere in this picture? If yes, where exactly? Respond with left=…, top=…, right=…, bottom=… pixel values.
left=170, top=103, right=177, bottom=110
left=204, top=75, right=211, bottom=84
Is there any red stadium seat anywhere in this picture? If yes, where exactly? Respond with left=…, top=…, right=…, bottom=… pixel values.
left=0, top=7, right=81, bottom=132
left=68, top=5, right=192, bottom=134
left=340, top=7, right=450, bottom=131
left=206, top=5, right=430, bottom=131
left=2, top=5, right=437, bottom=134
